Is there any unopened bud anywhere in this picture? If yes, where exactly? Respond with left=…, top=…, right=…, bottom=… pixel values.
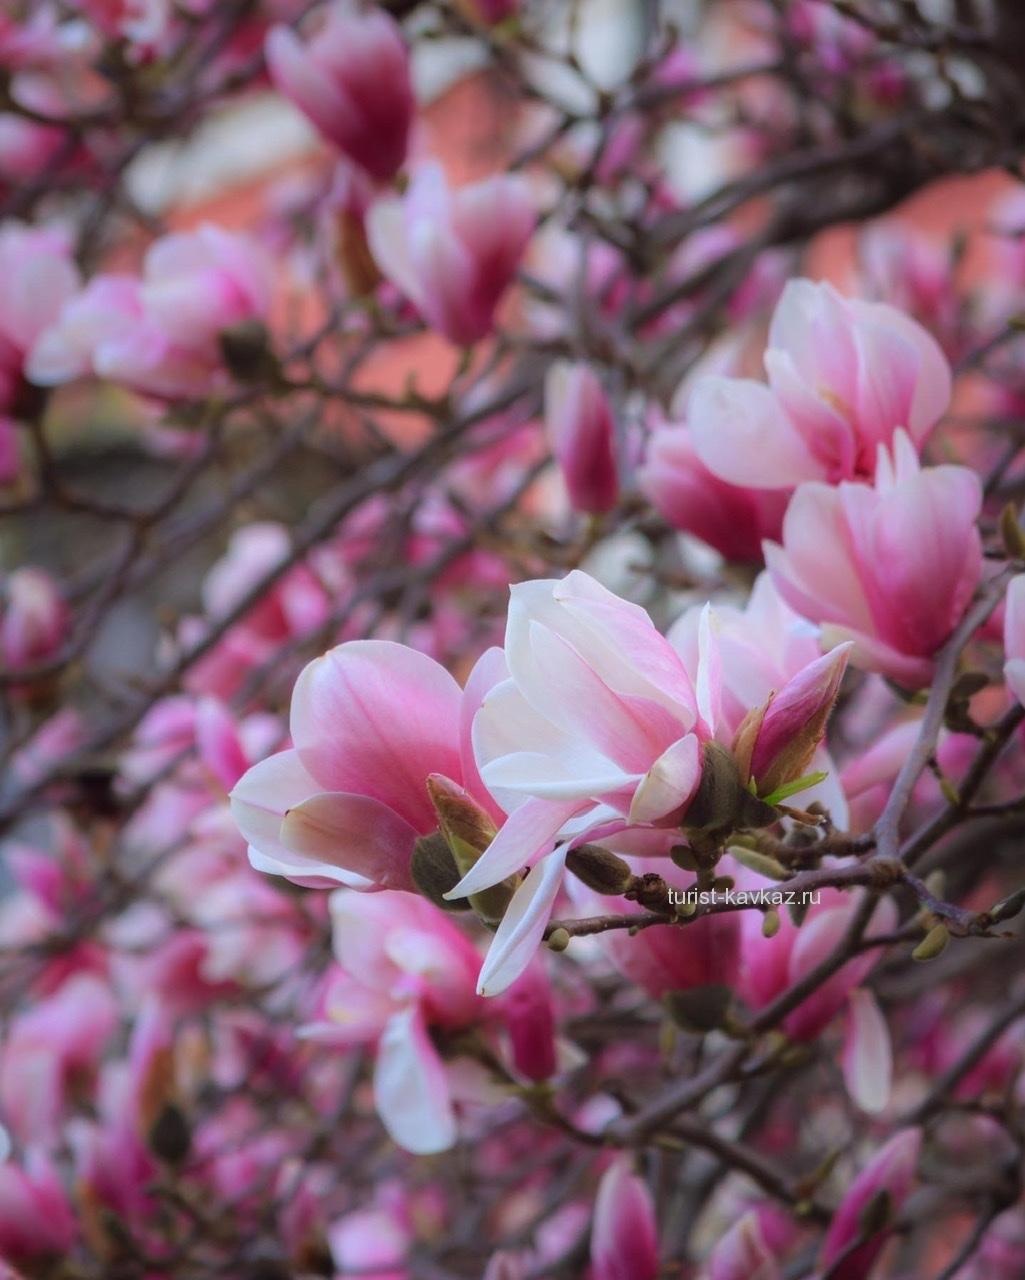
left=566, top=844, right=634, bottom=895
left=911, top=922, right=950, bottom=961
left=731, top=846, right=789, bottom=881
left=989, top=886, right=1025, bottom=924
left=735, top=647, right=850, bottom=798
left=427, top=774, right=514, bottom=926
left=546, top=927, right=571, bottom=953
left=762, top=909, right=781, bottom=938
left=684, top=742, right=778, bottom=837
left=411, top=833, right=469, bottom=912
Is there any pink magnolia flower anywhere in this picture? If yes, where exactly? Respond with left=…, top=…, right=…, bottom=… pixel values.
left=705, top=1204, right=799, bottom=1280
left=689, top=279, right=951, bottom=489
left=737, top=880, right=895, bottom=1109
left=447, top=572, right=707, bottom=993
left=305, top=889, right=482, bottom=1155
left=0, top=567, right=67, bottom=673
left=765, top=431, right=983, bottom=688
left=590, top=1156, right=660, bottom=1280
left=1004, top=575, right=1025, bottom=706
left=0, top=1148, right=77, bottom=1268
left=818, top=1129, right=921, bottom=1280
left=367, top=162, right=534, bottom=346
left=266, top=0, right=413, bottom=182
left=639, top=421, right=788, bottom=562
left=572, top=855, right=741, bottom=1000
left=230, top=640, right=502, bottom=891
left=544, top=361, right=620, bottom=516
left=0, top=973, right=119, bottom=1144
left=0, top=220, right=79, bottom=414
left=28, top=224, right=274, bottom=399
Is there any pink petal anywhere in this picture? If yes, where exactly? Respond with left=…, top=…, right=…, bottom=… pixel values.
left=280, top=792, right=418, bottom=891
left=373, top=1006, right=456, bottom=1154
left=477, top=847, right=568, bottom=997
left=842, top=988, right=892, bottom=1114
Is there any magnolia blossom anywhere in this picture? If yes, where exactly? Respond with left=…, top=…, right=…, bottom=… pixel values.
left=367, top=163, right=534, bottom=346
left=544, top=361, right=620, bottom=516
left=689, top=279, right=951, bottom=489
left=446, top=571, right=848, bottom=994
left=303, top=890, right=556, bottom=1154
left=766, top=431, right=983, bottom=688
left=818, top=1129, right=921, bottom=1280
left=737, top=881, right=896, bottom=1111
left=639, top=422, right=788, bottom=561
left=27, top=224, right=274, bottom=398
left=266, top=1, right=413, bottom=182
left=230, top=640, right=502, bottom=890
left=0, top=567, right=67, bottom=673
left=1004, top=574, right=1025, bottom=706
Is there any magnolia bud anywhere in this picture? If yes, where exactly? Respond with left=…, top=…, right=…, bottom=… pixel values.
left=411, top=833, right=470, bottom=912
left=566, top=844, right=634, bottom=895
left=912, top=922, right=949, bottom=961
left=544, top=361, right=620, bottom=516
left=733, top=646, right=850, bottom=798
left=427, top=774, right=515, bottom=926
left=684, top=742, right=778, bottom=837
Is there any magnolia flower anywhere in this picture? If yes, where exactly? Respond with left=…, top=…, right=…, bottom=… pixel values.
left=0, top=1148, right=77, bottom=1268
left=765, top=430, right=982, bottom=688
left=449, top=572, right=850, bottom=995
left=1004, top=574, right=1025, bottom=706
left=818, top=1129, right=921, bottom=1280
left=266, top=1, right=413, bottom=182
left=689, top=279, right=951, bottom=489
left=0, top=567, right=67, bottom=673
left=638, top=422, right=788, bottom=562
left=544, top=362, right=620, bottom=515
left=28, top=224, right=274, bottom=399
left=367, top=162, right=534, bottom=346
left=303, top=890, right=556, bottom=1154
left=230, top=640, right=502, bottom=890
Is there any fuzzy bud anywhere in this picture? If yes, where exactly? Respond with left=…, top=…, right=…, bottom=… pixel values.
left=566, top=844, right=634, bottom=895
left=684, top=742, right=779, bottom=838
left=427, top=774, right=514, bottom=926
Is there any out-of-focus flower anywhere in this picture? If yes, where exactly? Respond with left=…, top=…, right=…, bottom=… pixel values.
left=544, top=361, right=620, bottom=516
left=639, top=421, right=788, bottom=562
left=266, top=0, right=413, bottom=182
left=28, top=224, right=274, bottom=398
left=231, top=640, right=502, bottom=890
left=0, top=1148, right=77, bottom=1268
left=704, top=1204, right=799, bottom=1280
left=818, top=1129, right=921, bottom=1280
left=689, top=279, right=951, bottom=489
left=367, top=162, right=534, bottom=346
left=765, top=431, right=982, bottom=688
left=0, top=568, right=67, bottom=674
left=590, top=1156, right=660, bottom=1280
left=1004, top=574, right=1025, bottom=705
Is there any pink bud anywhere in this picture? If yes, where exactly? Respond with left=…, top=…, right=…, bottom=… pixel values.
left=819, top=1129, right=921, bottom=1280
left=735, top=644, right=851, bottom=797
left=497, top=959, right=557, bottom=1082
left=544, top=362, right=620, bottom=516
left=266, top=1, right=413, bottom=182
left=0, top=567, right=66, bottom=672
left=590, top=1156, right=660, bottom=1280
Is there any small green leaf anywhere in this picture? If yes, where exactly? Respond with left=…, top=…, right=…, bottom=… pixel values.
left=760, top=771, right=828, bottom=807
